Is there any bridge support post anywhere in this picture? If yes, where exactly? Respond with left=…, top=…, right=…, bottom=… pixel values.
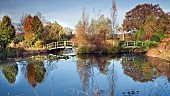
left=46, top=44, right=48, bottom=49
left=133, top=41, right=135, bottom=47
left=72, top=42, right=74, bottom=48
left=54, top=42, right=56, bottom=49
left=57, top=42, right=58, bottom=49
left=64, top=41, right=66, bottom=48
left=127, top=42, right=128, bottom=48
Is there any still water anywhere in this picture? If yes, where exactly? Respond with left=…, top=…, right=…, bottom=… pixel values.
left=0, top=53, right=170, bottom=96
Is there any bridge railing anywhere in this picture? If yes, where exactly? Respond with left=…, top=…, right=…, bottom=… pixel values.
left=118, top=41, right=145, bottom=48
left=46, top=41, right=75, bottom=50
left=66, top=41, right=75, bottom=47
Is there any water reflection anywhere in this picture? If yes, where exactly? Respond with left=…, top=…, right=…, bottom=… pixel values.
left=121, top=54, right=170, bottom=96
left=147, top=57, right=170, bottom=82
left=44, top=60, right=58, bottom=72
left=76, top=54, right=117, bottom=96
left=121, top=54, right=157, bottom=82
left=2, top=63, right=18, bottom=84
left=1, top=54, right=170, bottom=96
left=26, top=59, right=46, bottom=88
left=121, top=54, right=170, bottom=83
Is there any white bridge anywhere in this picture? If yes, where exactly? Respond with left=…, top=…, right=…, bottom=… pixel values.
left=46, top=41, right=75, bottom=50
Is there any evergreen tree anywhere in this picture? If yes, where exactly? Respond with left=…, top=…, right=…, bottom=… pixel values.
left=0, top=16, right=15, bottom=48
left=33, top=15, right=44, bottom=41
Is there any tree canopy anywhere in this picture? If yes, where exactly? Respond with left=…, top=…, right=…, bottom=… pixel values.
left=23, top=14, right=44, bottom=46
left=0, top=16, right=15, bottom=48
left=23, top=15, right=35, bottom=46
left=123, top=3, right=165, bottom=32
left=75, top=8, right=112, bottom=52
left=42, top=22, right=63, bottom=43
left=33, top=15, right=44, bottom=41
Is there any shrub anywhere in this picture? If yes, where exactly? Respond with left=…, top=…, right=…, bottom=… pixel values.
left=154, top=29, right=164, bottom=40
left=143, top=46, right=149, bottom=52
left=150, top=41, right=158, bottom=47
left=145, top=34, right=152, bottom=40
left=135, top=41, right=143, bottom=46
left=34, top=40, right=44, bottom=48
left=6, top=47, right=17, bottom=58
left=105, top=45, right=119, bottom=53
left=118, top=41, right=126, bottom=48
left=150, top=35, right=160, bottom=42
left=143, top=40, right=158, bottom=51
left=144, top=40, right=150, bottom=47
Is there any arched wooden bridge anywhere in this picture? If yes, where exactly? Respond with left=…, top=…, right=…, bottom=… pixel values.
left=118, top=41, right=145, bottom=48
left=46, top=41, right=75, bottom=50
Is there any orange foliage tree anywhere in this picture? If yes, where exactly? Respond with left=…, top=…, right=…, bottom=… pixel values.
left=75, top=8, right=111, bottom=52
left=87, top=15, right=111, bottom=51
left=75, top=8, right=89, bottom=47
left=23, top=15, right=35, bottom=46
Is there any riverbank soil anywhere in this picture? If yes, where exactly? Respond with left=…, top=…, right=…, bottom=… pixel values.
left=146, top=38, right=170, bottom=60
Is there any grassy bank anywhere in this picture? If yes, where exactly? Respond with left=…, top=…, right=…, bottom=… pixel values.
left=76, top=40, right=158, bottom=54
left=0, top=47, right=47, bottom=60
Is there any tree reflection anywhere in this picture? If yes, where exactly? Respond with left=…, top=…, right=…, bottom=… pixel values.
left=108, top=59, right=115, bottom=96
left=44, top=60, right=57, bottom=73
left=26, top=59, right=46, bottom=88
left=77, top=54, right=93, bottom=95
left=121, top=54, right=170, bottom=83
left=2, top=63, right=18, bottom=84
left=147, top=57, right=170, bottom=82
left=121, top=54, right=157, bottom=82
left=76, top=54, right=117, bottom=96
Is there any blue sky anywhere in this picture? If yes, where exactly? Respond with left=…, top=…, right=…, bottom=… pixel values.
left=0, top=0, right=170, bottom=29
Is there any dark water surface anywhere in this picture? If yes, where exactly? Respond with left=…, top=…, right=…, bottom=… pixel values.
left=0, top=53, right=170, bottom=96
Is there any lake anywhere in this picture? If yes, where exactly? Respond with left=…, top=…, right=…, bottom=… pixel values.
left=0, top=53, right=170, bottom=96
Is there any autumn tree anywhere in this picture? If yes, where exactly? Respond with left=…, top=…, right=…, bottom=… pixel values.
left=23, top=15, right=35, bottom=46
left=33, top=15, right=44, bottom=41
left=144, top=15, right=157, bottom=34
left=110, top=1, right=117, bottom=94
left=21, top=13, right=28, bottom=26
left=123, top=3, right=165, bottom=32
left=49, top=22, right=63, bottom=41
left=88, top=15, right=111, bottom=49
left=88, top=15, right=111, bottom=36
left=75, top=8, right=112, bottom=53
left=158, top=12, right=170, bottom=37
left=111, top=0, right=117, bottom=44
left=75, top=8, right=89, bottom=47
left=19, top=13, right=28, bottom=33
left=0, top=16, right=15, bottom=48
left=42, top=22, right=63, bottom=43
